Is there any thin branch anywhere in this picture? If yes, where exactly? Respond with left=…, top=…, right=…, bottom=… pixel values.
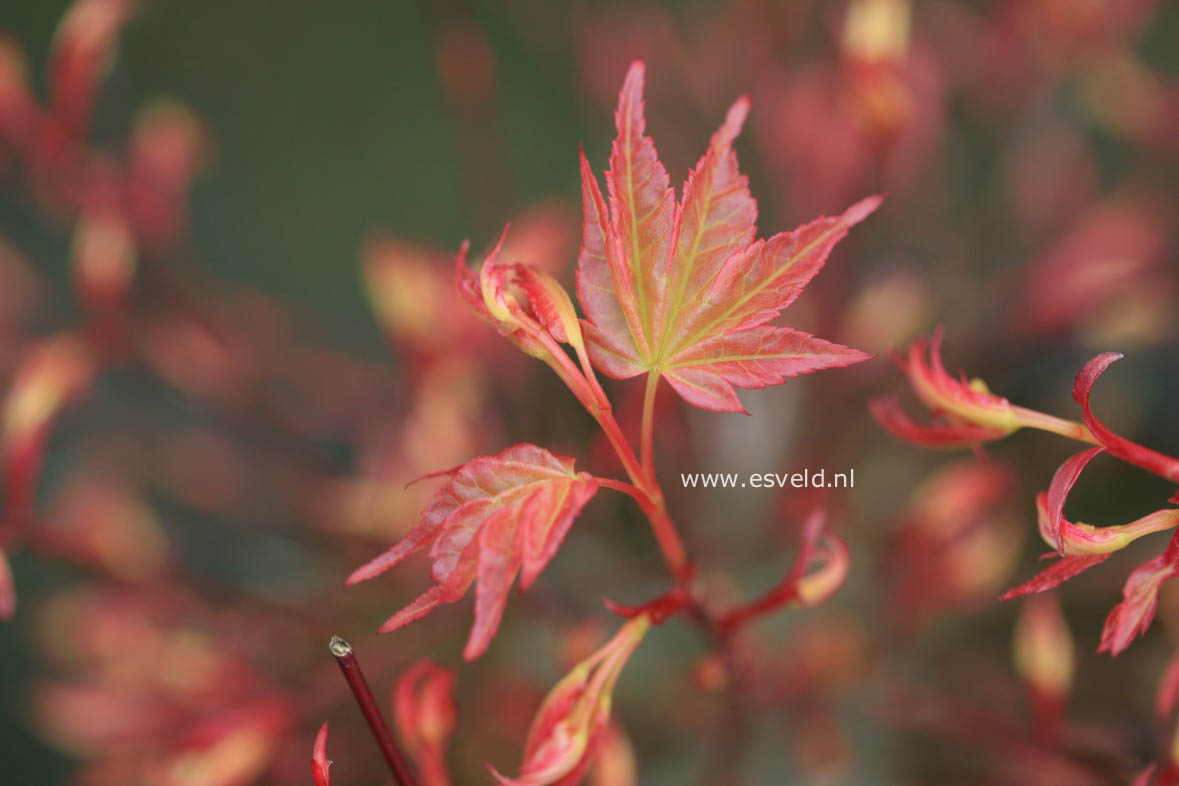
left=640, top=371, right=660, bottom=482
left=329, top=636, right=419, bottom=786
left=594, top=476, right=650, bottom=504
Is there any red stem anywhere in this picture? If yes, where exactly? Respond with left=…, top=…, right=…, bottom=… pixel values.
left=595, top=476, right=649, bottom=504
left=640, top=372, right=660, bottom=480
left=330, top=636, right=419, bottom=786
left=716, top=585, right=798, bottom=634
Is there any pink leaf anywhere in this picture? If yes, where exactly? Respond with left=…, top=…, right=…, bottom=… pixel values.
left=1099, top=533, right=1179, bottom=656
left=576, top=60, right=876, bottom=412
left=348, top=444, right=599, bottom=659
left=1000, top=553, right=1112, bottom=601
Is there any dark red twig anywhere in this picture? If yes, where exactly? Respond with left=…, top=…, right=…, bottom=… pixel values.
left=329, top=636, right=419, bottom=786
left=715, top=511, right=826, bottom=634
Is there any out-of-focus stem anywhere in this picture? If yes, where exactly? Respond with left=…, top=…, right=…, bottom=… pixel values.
left=329, top=636, right=419, bottom=786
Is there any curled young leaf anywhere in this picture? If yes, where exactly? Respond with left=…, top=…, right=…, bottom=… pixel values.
left=1074, top=353, right=1179, bottom=484
left=457, top=230, right=592, bottom=388
left=490, top=614, right=650, bottom=786
left=347, top=443, right=599, bottom=659
left=456, top=231, right=545, bottom=360
left=1036, top=492, right=1179, bottom=556
left=510, top=263, right=585, bottom=352
left=795, top=530, right=851, bottom=608
left=875, top=331, right=1095, bottom=447
left=868, top=394, right=1010, bottom=448
left=896, top=331, right=1022, bottom=434
left=1042, top=448, right=1103, bottom=553
left=716, top=511, right=849, bottom=632
left=576, top=61, right=876, bottom=413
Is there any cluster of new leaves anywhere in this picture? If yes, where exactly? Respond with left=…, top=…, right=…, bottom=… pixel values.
left=348, top=60, right=875, bottom=663
left=875, top=336, right=1179, bottom=656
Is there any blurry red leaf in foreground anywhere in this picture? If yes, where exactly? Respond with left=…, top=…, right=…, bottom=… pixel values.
left=49, top=0, right=132, bottom=139
left=1013, top=594, right=1074, bottom=702
left=312, top=723, right=331, bottom=786
left=575, top=60, right=876, bottom=413
left=1157, top=653, right=1179, bottom=720
left=3, top=334, right=93, bottom=533
left=0, top=546, right=13, bottom=619
left=394, top=659, right=456, bottom=786
left=348, top=444, right=599, bottom=659
left=150, top=699, right=290, bottom=786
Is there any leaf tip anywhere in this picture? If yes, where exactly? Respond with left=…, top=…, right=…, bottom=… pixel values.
left=1074, top=351, right=1124, bottom=404
left=312, top=722, right=332, bottom=786
left=844, top=194, right=885, bottom=226
left=721, top=94, right=752, bottom=139
left=623, top=59, right=646, bottom=87
left=344, top=563, right=379, bottom=586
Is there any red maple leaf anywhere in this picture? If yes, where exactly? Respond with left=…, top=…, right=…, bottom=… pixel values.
left=1100, top=532, right=1179, bottom=656
left=576, top=60, right=878, bottom=413
left=347, top=444, right=599, bottom=659
left=999, top=552, right=1111, bottom=601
